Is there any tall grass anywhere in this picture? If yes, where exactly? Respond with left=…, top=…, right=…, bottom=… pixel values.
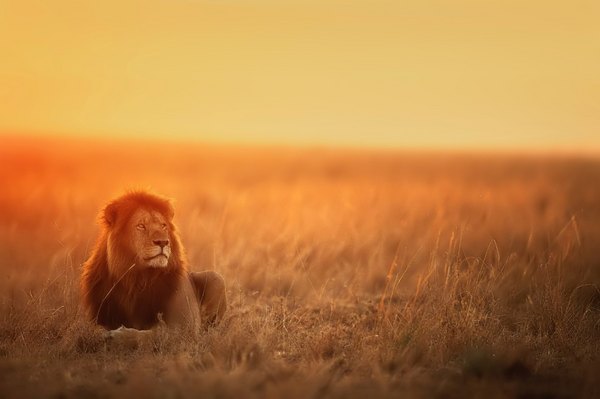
left=0, top=137, right=599, bottom=398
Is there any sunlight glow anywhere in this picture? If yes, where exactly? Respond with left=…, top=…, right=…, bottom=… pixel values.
left=1, top=0, right=598, bottom=151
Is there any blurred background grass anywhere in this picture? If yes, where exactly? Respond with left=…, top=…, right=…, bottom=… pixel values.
left=0, top=136, right=599, bottom=397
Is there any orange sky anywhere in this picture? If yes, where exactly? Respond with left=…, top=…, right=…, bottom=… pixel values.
left=1, top=0, right=599, bottom=152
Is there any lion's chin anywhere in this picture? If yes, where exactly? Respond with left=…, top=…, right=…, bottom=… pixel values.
left=144, top=255, right=169, bottom=268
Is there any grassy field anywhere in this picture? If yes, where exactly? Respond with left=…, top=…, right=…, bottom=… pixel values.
left=1, top=136, right=599, bottom=398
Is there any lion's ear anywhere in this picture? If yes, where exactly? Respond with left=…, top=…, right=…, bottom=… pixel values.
left=102, top=201, right=119, bottom=228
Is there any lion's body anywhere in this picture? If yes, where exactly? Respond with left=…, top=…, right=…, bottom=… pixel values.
left=81, top=191, right=226, bottom=331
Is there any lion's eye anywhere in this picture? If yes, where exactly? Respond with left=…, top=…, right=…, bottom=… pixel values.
left=161, top=223, right=167, bottom=230
left=136, top=223, right=146, bottom=230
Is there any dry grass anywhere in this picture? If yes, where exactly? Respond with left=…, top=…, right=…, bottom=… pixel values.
left=1, top=136, right=599, bottom=398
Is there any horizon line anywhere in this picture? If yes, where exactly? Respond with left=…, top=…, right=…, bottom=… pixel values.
left=2, top=129, right=599, bottom=159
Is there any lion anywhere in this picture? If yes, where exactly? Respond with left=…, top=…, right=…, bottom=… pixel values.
left=81, top=191, right=226, bottom=333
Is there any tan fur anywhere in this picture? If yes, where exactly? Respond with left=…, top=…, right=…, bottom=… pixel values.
left=81, top=191, right=226, bottom=331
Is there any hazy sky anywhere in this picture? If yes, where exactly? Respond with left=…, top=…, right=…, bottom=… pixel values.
left=1, top=0, right=599, bottom=151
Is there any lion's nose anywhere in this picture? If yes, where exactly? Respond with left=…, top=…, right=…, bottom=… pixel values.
left=153, top=239, right=169, bottom=249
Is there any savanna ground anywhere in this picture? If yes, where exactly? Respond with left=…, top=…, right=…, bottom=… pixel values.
left=1, top=136, right=599, bottom=398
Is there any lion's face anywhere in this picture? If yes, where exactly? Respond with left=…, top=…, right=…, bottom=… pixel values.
left=100, top=192, right=182, bottom=276
left=126, top=208, right=172, bottom=268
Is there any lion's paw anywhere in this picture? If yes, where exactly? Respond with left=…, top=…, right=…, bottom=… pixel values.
left=104, top=326, right=152, bottom=351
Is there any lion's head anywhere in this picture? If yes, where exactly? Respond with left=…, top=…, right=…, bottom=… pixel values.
left=101, top=191, right=186, bottom=276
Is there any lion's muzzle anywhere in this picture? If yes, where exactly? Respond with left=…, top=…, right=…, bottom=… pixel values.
left=143, top=244, right=171, bottom=267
